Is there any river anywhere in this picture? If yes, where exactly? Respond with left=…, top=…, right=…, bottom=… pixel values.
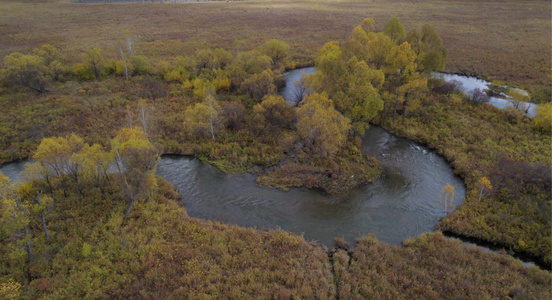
left=155, top=126, right=465, bottom=247
left=1, top=132, right=465, bottom=248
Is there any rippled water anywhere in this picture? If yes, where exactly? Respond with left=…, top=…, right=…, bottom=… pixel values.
left=156, top=126, right=465, bottom=247
left=0, top=67, right=468, bottom=248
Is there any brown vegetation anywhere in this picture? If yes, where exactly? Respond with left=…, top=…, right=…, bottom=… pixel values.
left=1, top=166, right=549, bottom=299
left=378, top=80, right=552, bottom=267
left=0, top=1, right=551, bottom=297
left=0, top=0, right=550, bottom=100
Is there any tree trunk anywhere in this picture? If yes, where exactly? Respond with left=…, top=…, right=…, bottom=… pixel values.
left=15, top=197, right=34, bottom=263
left=393, top=99, right=399, bottom=123
left=124, top=198, right=136, bottom=218
left=35, top=192, right=51, bottom=242
left=24, top=226, right=35, bottom=263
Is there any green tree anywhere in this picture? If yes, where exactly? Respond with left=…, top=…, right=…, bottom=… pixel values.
left=407, top=24, right=447, bottom=73
left=310, top=48, right=383, bottom=134
left=383, top=17, right=406, bottom=44
left=297, top=93, right=351, bottom=157
left=259, top=39, right=290, bottom=69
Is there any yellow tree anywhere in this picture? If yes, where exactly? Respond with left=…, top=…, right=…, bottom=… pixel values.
left=81, top=47, right=105, bottom=80
left=0, top=172, right=34, bottom=263
left=240, top=69, right=276, bottom=100
left=533, top=102, right=552, bottom=134
left=252, top=95, right=295, bottom=139
left=440, top=183, right=455, bottom=215
left=383, top=41, right=427, bottom=122
left=476, top=176, right=493, bottom=202
left=1, top=52, right=47, bottom=93
left=33, top=44, right=64, bottom=81
left=227, top=50, right=273, bottom=87
left=344, top=18, right=393, bottom=69
left=16, top=181, right=53, bottom=243
left=183, top=93, right=223, bottom=141
left=111, top=127, right=159, bottom=218
left=32, top=134, right=85, bottom=196
left=0, top=278, right=21, bottom=300
left=309, top=45, right=383, bottom=134
left=259, top=39, right=290, bottom=70
left=297, top=93, right=351, bottom=157
left=71, top=143, right=112, bottom=196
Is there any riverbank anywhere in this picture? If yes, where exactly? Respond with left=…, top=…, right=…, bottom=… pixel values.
left=1, top=174, right=549, bottom=299
left=375, top=81, right=551, bottom=268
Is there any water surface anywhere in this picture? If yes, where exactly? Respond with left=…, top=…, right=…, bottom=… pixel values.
left=435, top=73, right=537, bottom=117
left=156, top=126, right=465, bottom=247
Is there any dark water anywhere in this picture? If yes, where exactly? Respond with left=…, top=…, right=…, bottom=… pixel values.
left=0, top=67, right=467, bottom=248
left=1, top=128, right=465, bottom=248
left=155, top=126, right=465, bottom=247
left=280, top=67, right=316, bottom=105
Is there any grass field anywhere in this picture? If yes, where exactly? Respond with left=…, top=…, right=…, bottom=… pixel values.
left=1, top=0, right=550, bottom=96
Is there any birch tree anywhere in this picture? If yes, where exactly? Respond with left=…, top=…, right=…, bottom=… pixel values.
left=111, top=127, right=159, bottom=218
left=118, top=30, right=135, bottom=80
left=0, top=173, right=34, bottom=264
left=183, top=93, right=223, bottom=141
left=440, top=183, right=455, bottom=215
left=476, top=176, right=492, bottom=202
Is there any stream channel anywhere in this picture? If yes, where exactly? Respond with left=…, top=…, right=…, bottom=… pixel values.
left=0, top=68, right=536, bottom=266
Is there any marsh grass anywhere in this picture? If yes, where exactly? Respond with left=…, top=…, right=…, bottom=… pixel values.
left=1, top=0, right=550, bottom=98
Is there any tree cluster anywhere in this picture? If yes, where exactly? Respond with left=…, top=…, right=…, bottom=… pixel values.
left=0, top=127, right=159, bottom=270
left=308, top=17, right=447, bottom=133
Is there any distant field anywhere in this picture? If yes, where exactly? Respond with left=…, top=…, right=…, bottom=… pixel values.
left=1, top=0, right=550, bottom=92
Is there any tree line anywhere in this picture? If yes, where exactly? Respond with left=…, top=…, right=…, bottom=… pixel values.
left=0, top=127, right=158, bottom=268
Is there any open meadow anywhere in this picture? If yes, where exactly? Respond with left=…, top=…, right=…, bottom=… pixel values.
left=1, top=0, right=550, bottom=99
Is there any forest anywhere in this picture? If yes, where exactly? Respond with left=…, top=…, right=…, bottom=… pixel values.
left=0, top=0, right=551, bottom=298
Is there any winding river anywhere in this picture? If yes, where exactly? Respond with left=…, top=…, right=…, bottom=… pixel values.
left=156, top=127, right=465, bottom=247
left=0, top=128, right=465, bottom=248
left=1, top=68, right=468, bottom=248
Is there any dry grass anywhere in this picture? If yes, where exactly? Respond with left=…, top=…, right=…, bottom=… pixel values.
left=0, top=0, right=550, bottom=90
